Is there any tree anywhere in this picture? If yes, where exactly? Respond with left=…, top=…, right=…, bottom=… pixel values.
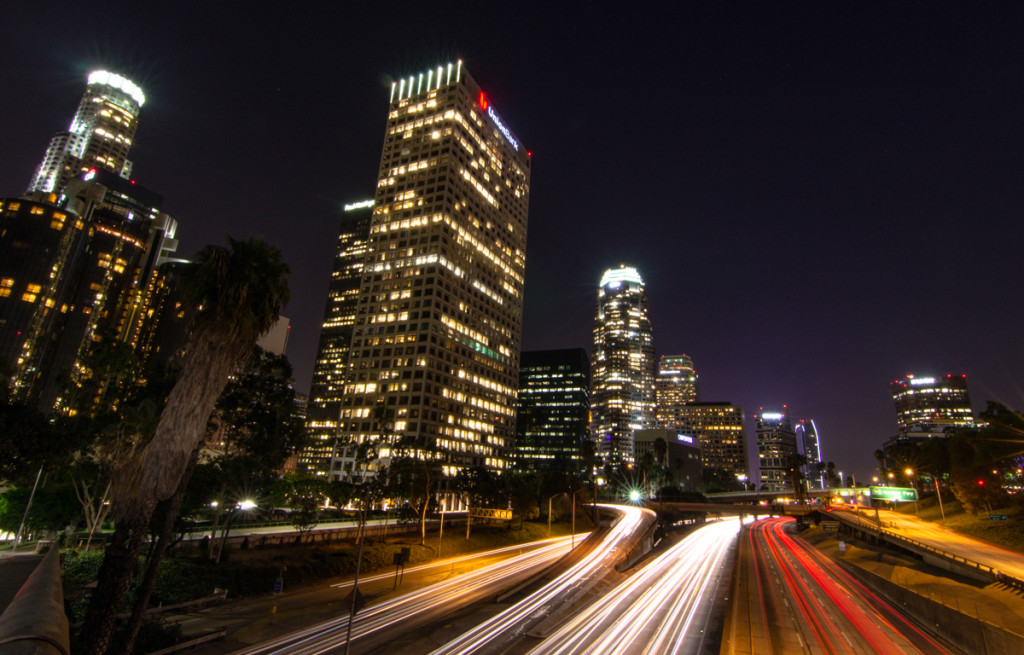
left=507, top=472, right=540, bottom=529
left=204, top=347, right=307, bottom=560
left=580, top=438, right=598, bottom=521
left=389, top=435, right=442, bottom=545
left=786, top=453, right=809, bottom=503
left=825, top=461, right=839, bottom=489
left=79, top=237, right=290, bottom=655
left=0, top=401, right=79, bottom=486
left=280, top=473, right=328, bottom=534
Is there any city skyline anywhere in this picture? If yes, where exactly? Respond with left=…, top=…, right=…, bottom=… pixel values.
left=2, top=4, right=1022, bottom=478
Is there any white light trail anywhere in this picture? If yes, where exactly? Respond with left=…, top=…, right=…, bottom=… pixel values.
left=234, top=536, right=578, bottom=655
left=529, top=519, right=739, bottom=655
left=430, top=504, right=655, bottom=655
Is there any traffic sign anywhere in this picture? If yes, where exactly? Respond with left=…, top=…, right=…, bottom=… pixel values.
left=989, top=514, right=1008, bottom=521
left=869, top=486, right=918, bottom=502
left=821, top=520, right=840, bottom=532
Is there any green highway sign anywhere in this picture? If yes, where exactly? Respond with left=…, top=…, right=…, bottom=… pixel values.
left=989, top=514, right=1008, bottom=521
left=869, top=486, right=918, bottom=502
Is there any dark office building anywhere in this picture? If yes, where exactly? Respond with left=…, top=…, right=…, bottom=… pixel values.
left=514, top=349, right=591, bottom=475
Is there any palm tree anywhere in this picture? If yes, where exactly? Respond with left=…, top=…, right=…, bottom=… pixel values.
left=79, top=237, right=290, bottom=655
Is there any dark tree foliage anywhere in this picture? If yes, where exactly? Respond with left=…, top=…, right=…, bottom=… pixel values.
left=453, top=466, right=506, bottom=509
left=0, top=401, right=81, bottom=485
left=0, top=484, right=80, bottom=534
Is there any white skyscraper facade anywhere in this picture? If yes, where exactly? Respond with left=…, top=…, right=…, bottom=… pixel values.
left=29, top=71, right=145, bottom=194
left=329, top=61, right=530, bottom=481
left=590, top=266, right=656, bottom=466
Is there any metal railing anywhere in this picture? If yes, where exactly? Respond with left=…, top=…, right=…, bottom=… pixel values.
left=831, top=510, right=1024, bottom=590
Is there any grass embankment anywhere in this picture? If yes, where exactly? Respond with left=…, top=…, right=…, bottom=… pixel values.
left=893, top=495, right=1024, bottom=553
left=62, top=518, right=586, bottom=623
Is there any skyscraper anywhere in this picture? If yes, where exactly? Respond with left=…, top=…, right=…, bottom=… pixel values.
left=514, top=349, right=591, bottom=474
left=301, top=202, right=374, bottom=475
left=756, top=406, right=798, bottom=492
left=890, top=374, right=973, bottom=433
left=329, top=61, right=531, bottom=481
left=795, top=419, right=822, bottom=490
left=590, top=266, right=656, bottom=466
left=672, top=402, right=749, bottom=485
left=1, top=169, right=178, bottom=409
left=29, top=71, right=145, bottom=194
left=655, top=353, right=699, bottom=428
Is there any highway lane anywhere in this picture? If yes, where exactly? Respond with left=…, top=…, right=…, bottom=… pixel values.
left=231, top=535, right=579, bottom=655
left=428, top=504, right=656, bottom=655
left=848, top=508, right=1024, bottom=580
left=527, top=518, right=739, bottom=655
left=742, top=517, right=954, bottom=655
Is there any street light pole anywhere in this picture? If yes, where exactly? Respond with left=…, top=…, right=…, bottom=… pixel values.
left=934, top=476, right=946, bottom=522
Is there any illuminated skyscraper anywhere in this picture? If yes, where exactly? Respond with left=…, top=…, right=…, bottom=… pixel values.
left=329, top=61, right=531, bottom=481
left=655, top=354, right=699, bottom=428
left=1, top=170, right=177, bottom=409
left=672, top=402, right=748, bottom=485
left=890, top=374, right=973, bottom=433
left=795, top=419, right=823, bottom=489
left=301, top=202, right=373, bottom=475
left=514, top=349, right=591, bottom=474
left=756, top=406, right=798, bottom=492
left=590, top=266, right=656, bottom=465
left=29, top=71, right=145, bottom=194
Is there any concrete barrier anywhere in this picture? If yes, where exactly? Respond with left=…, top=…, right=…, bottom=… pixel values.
left=836, top=557, right=1024, bottom=655
left=0, top=548, right=70, bottom=654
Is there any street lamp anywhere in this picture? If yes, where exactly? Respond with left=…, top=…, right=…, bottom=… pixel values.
left=904, top=469, right=919, bottom=515
left=911, top=469, right=945, bottom=522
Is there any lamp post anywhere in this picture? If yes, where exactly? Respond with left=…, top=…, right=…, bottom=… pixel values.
left=911, top=469, right=945, bottom=522
left=904, top=468, right=919, bottom=515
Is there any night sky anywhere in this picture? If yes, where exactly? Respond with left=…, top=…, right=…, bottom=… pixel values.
left=3, top=3, right=1022, bottom=479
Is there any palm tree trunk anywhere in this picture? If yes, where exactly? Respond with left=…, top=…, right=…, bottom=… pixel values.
left=120, top=450, right=200, bottom=654
left=76, top=500, right=155, bottom=655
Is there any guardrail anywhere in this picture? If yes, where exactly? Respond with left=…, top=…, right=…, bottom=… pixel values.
left=0, top=548, right=70, bottom=655
left=830, top=511, right=1024, bottom=590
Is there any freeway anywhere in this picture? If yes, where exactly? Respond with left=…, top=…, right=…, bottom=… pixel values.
left=840, top=508, right=1024, bottom=581
left=429, top=504, right=656, bottom=655
left=231, top=536, right=577, bottom=654
left=728, top=517, right=955, bottom=655
left=527, top=518, right=739, bottom=655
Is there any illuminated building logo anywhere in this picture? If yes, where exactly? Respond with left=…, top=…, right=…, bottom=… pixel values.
left=478, top=92, right=518, bottom=151
left=343, top=199, right=374, bottom=212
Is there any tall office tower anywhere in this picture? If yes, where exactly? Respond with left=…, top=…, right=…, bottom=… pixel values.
left=29, top=71, right=145, bottom=194
left=329, top=61, right=531, bottom=481
left=1, top=169, right=178, bottom=409
left=514, top=349, right=591, bottom=474
left=672, top=402, right=748, bottom=484
left=301, top=201, right=374, bottom=475
left=756, top=406, right=798, bottom=492
left=891, top=374, right=973, bottom=433
left=655, top=354, right=699, bottom=429
left=590, top=266, right=656, bottom=466
left=795, top=419, right=823, bottom=490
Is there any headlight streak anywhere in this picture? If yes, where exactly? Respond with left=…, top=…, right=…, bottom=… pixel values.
left=528, top=519, right=740, bottom=655
left=232, top=536, right=579, bottom=655
left=429, top=504, right=655, bottom=655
